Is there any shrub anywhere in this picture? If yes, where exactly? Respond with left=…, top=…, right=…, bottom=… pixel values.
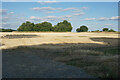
left=0, top=28, right=16, bottom=32
left=103, top=28, right=109, bottom=32
left=108, top=29, right=116, bottom=32
left=76, top=25, right=88, bottom=32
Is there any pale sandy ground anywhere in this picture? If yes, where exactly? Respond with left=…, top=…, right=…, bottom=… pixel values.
left=0, top=32, right=118, bottom=49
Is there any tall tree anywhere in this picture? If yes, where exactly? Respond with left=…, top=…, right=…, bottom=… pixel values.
left=17, top=21, right=34, bottom=31
left=40, top=22, right=53, bottom=31
left=54, top=20, right=72, bottom=32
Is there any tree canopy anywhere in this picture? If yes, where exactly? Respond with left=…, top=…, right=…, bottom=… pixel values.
left=76, top=25, right=88, bottom=32
left=17, top=20, right=72, bottom=32
left=102, top=28, right=109, bottom=32
left=33, top=22, right=53, bottom=32
left=108, top=29, right=116, bottom=32
left=53, top=20, right=72, bottom=32
left=17, top=21, right=34, bottom=31
left=16, top=21, right=117, bottom=32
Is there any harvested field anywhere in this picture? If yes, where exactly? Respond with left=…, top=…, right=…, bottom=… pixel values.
left=1, top=32, right=119, bottom=78
left=0, top=32, right=118, bottom=49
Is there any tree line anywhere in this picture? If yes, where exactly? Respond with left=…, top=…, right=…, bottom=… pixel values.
left=0, top=28, right=16, bottom=32
left=76, top=26, right=116, bottom=32
left=17, top=20, right=72, bottom=32
left=1, top=20, right=116, bottom=32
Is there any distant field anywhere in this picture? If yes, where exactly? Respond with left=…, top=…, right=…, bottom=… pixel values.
left=1, top=32, right=119, bottom=78
left=0, top=32, right=118, bottom=49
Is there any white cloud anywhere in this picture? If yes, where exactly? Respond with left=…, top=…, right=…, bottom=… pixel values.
left=10, top=12, right=14, bottom=14
left=29, top=15, right=72, bottom=22
left=29, top=12, right=85, bottom=22
left=46, top=16, right=56, bottom=18
left=31, top=7, right=77, bottom=12
left=30, top=7, right=86, bottom=22
left=31, top=7, right=60, bottom=11
left=38, top=0, right=57, bottom=4
left=73, top=13, right=85, bottom=16
left=84, top=16, right=120, bottom=21
left=98, top=17, right=109, bottom=21
left=81, top=7, right=88, bottom=10
left=104, top=24, right=113, bottom=26
left=62, top=8, right=76, bottom=11
left=98, top=16, right=120, bottom=21
left=45, top=11, right=56, bottom=13
left=110, top=16, right=120, bottom=20
left=30, top=16, right=36, bottom=19
left=62, top=15, right=72, bottom=18
left=84, top=18, right=96, bottom=21
left=31, top=7, right=86, bottom=14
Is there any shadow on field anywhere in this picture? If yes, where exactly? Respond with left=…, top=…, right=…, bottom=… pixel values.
left=1, top=34, right=38, bottom=39
left=2, top=37, right=119, bottom=78
left=90, top=37, right=119, bottom=46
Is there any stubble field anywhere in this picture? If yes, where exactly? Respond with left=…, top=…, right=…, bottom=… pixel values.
left=0, top=32, right=119, bottom=78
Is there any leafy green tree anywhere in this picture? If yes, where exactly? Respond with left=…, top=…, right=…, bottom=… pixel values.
left=40, top=22, right=53, bottom=31
left=53, top=20, right=72, bottom=32
left=17, top=23, right=25, bottom=31
left=17, top=21, right=34, bottom=31
left=109, top=29, right=116, bottom=32
left=33, top=23, right=41, bottom=31
left=33, top=22, right=53, bottom=31
left=79, top=25, right=88, bottom=32
left=76, top=28, right=80, bottom=32
left=76, top=25, right=88, bottom=32
left=103, top=28, right=109, bottom=32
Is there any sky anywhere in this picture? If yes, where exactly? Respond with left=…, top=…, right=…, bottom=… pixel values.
left=1, top=1, right=120, bottom=32
left=1, top=0, right=120, bottom=2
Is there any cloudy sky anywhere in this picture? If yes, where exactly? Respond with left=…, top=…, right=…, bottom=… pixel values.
left=1, top=1, right=119, bottom=32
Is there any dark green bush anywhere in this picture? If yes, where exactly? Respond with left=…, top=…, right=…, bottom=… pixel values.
left=0, top=28, right=16, bottom=32
left=103, top=28, right=109, bottom=32
left=76, top=25, right=88, bottom=32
